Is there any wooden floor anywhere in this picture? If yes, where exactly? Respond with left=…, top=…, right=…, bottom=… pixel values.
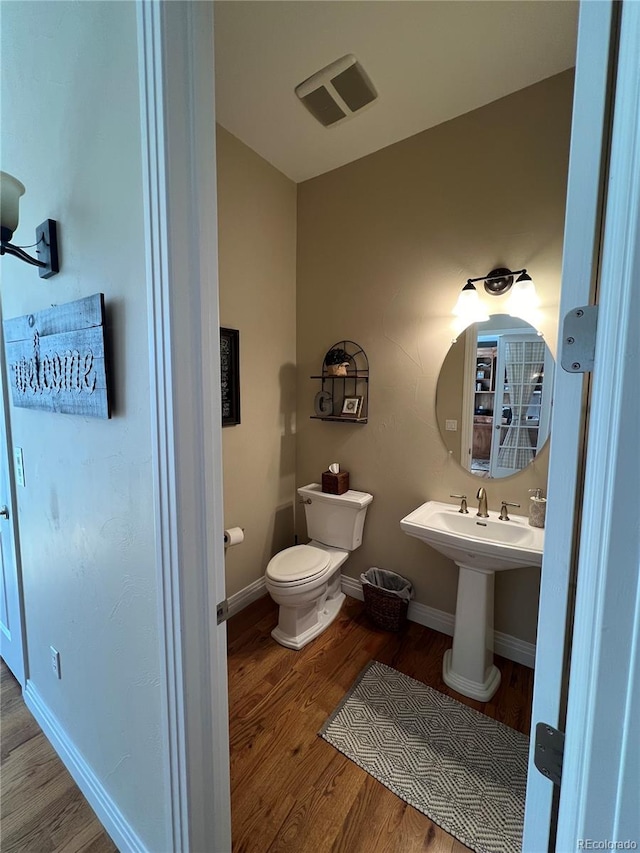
left=0, top=661, right=117, bottom=853
left=228, top=595, right=533, bottom=853
left=1, top=596, right=533, bottom=853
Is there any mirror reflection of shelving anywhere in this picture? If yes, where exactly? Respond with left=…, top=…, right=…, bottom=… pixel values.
left=471, top=331, right=553, bottom=478
left=472, top=344, right=497, bottom=471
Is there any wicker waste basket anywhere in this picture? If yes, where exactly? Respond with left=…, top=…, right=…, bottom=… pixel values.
left=361, top=568, right=413, bottom=632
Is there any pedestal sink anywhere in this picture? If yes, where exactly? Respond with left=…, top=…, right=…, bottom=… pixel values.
left=400, top=500, right=543, bottom=701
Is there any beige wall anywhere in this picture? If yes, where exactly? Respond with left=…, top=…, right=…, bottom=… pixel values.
left=216, top=126, right=297, bottom=597
left=296, top=72, right=574, bottom=644
left=2, top=3, right=168, bottom=847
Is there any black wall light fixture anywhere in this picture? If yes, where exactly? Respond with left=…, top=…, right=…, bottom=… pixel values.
left=468, top=267, right=534, bottom=296
left=452, top=266, right=539, bottom=337
left=0, top=171, right=60, bottom=278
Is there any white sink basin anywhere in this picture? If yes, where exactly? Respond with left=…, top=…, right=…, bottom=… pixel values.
left=400, top=499, right=544, bottom=701
left=400, top=500, right=543, bottom=571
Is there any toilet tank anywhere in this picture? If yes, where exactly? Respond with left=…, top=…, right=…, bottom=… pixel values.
left=298, top=483, right=373, bottom=551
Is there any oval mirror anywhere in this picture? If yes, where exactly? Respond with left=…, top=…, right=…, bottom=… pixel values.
left=436, top=315, right=554, bottom=478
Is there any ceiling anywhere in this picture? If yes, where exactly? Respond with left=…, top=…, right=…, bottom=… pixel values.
left=214, top=1, right=578, bottom=184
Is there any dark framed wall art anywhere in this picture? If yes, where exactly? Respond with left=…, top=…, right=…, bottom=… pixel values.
left=220, top=327, right=240, bottom=426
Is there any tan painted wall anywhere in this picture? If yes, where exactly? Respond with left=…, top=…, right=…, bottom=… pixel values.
left=296, top=72, right=574, bottom=644
left=216, top=126, right=297, bottom=597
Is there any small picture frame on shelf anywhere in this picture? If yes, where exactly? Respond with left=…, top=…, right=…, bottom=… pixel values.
left=341, top=396, right=363, bottom=418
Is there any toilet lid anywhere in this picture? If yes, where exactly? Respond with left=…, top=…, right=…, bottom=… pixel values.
left=266, top=545, right=331, bottom=583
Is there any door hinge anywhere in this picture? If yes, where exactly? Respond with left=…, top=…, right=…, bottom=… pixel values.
left=216, top=599, right=229, bottom=625
left=561, top=305, right=599, bottom=373
left=534, top=722, right=565, bottom=787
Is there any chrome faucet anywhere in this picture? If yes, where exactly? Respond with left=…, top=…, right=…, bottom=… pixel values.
left=450, top=494, right=468, bottom=514
left=499, top=501, right=520, bottom=521
left=476, top=487, right=489, bottom=518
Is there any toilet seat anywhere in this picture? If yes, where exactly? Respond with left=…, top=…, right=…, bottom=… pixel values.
left=266, top=544, right=331, bottom=584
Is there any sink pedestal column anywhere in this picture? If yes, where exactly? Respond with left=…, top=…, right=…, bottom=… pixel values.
left=442, top=563, right=501, bottom=701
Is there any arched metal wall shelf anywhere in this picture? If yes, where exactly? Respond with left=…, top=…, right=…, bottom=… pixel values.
left=310, top=340, right=369, bottom=424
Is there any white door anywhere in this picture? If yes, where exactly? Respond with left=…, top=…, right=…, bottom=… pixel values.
left=0, top=319, right=25, bottom=686
left=523, top=1, right=619, bottom=848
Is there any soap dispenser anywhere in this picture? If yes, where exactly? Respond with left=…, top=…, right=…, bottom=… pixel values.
left=528, top=488, right=547, bottom=528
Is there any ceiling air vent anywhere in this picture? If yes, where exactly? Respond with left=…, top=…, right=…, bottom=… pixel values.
left=295, top=54, right=377, bottom=128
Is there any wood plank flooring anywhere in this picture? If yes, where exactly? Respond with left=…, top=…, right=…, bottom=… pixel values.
left=0, top=661, right=117, bottom=853
left=1, top=594, right=533, bottom=853
left=228, top=595, right=534, bottom=853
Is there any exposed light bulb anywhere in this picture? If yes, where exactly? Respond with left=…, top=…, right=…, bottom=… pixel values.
left=507, top=272, right=539, bottom=317
left=452, top=281, right=489, bottom=335
left=453, top=282, right=488, bottom=318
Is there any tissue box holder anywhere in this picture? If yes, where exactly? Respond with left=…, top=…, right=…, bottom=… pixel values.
left=322, top=471, right=349, bottom=495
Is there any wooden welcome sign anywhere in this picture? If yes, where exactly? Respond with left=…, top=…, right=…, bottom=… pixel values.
left=3, top=293, right=111, bottom=419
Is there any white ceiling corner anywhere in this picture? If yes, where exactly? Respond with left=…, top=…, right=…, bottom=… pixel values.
left=214, top=1, right=578, bottom=183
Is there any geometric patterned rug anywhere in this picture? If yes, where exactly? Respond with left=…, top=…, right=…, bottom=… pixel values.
left=319, top=661, right=529, bottom=853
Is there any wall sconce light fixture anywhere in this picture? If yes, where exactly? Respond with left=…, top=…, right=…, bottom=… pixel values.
left=467, top=266, right=536, bottom=298
left=453, top=266, right=539, bottom=326
left=0, top=171, right=60, bottom=278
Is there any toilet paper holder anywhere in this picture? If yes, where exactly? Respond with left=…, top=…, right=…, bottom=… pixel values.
left=223, top=527, right=245, bottom=547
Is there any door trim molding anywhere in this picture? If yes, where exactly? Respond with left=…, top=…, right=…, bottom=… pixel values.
left=137, top=2, right=230, bottom=850
left=137, top=6, right=187, bottom=846
left=557, top=1, right=640, bottom=844
left=523, top=2, right=617, bottom=847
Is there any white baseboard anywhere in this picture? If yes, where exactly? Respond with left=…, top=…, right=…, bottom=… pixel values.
left=493, top=630, right=536, bottom=669
left=23, top=682, right=148, bottom=853
left=225, top=574, right=535, bottom=668
left=341, top=575, right=535, bottom=669
left=227, top=576, right=267, bottom=618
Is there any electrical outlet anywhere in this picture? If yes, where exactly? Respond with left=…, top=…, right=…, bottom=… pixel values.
left=445, top=419, right=458, bottom=431
left=50, top=646, right=61, bottom=679
left=14, top=447, right=25, bottom=487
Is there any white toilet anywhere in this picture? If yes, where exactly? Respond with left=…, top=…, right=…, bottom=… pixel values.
left=265, top=483, right=373, bottom=650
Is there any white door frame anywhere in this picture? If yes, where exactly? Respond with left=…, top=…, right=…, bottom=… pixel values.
left=556, top=1, right=640, bottom=844
left=137, top=2, right=231, bottom=850
left=523, top=0, right=640, bottom=853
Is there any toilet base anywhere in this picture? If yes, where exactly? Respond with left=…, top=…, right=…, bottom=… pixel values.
left=271, top=591, right=346, bottom=650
